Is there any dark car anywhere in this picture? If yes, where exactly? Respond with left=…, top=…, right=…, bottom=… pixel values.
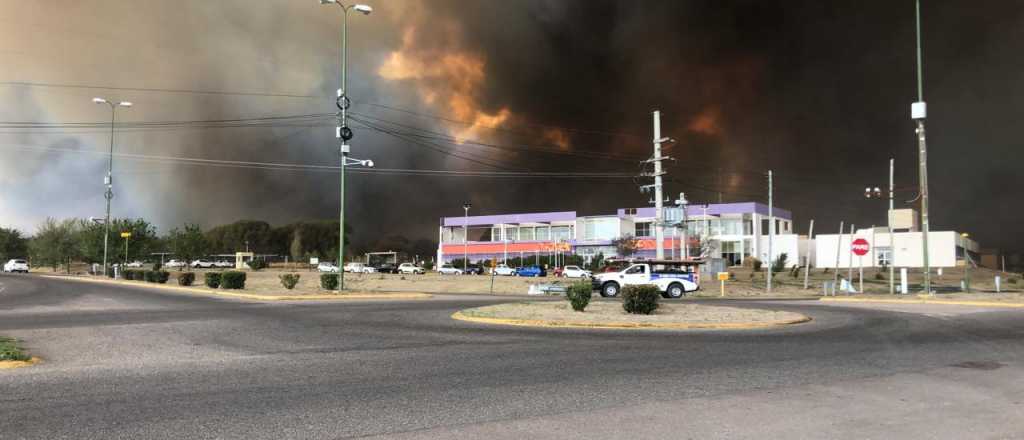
left=372, top=263, right=399, bottom=274
left=464, top=264, right=485, bottom=275
left=515, top=265, right=547, bottom=277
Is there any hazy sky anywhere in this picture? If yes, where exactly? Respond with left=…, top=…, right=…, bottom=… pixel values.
left=1, top=0, right=1023, bottom=252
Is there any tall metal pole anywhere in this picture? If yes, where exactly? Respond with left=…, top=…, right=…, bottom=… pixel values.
left=847, top=224, right=855, bottom=291
left=888, top=158, right=896, bottom=294
left=102, top=106, right=115, bottom=276
left=338, top=5, right=350, bottom=290
left=833, top=221, right=844, bottom=294
left=653, top=111, right=665, bottom=260
left=914, top=0, right=933, bottom=296
left=463, top=203, right=471, bottom=272
left=767, top=170, right=773, bottom=293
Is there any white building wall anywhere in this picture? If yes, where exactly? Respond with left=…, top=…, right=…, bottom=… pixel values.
left=755, top=234, right=800, bottom=268
left=815, top=230, right=958, bottom=268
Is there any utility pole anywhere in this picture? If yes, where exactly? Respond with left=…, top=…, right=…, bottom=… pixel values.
left=92, top=98, right=132, bottom=277
left=804, top=219, right=814, bottom=289
left=889, top=158, right=896, bottom=294
left=651, top=110, right=668, bottom=260
left=717, top=168, right=723, bottom=204
left=675, top=192, right=688, bottom=260
left=912, top=0, right=933, bottom=296
left=834, top=221, right=844, bottom=294
left=463, top=203, right=471, bottom=273
left=847, top=224, right=855, bottom=292
left=767, top=170, right=773, bottom=293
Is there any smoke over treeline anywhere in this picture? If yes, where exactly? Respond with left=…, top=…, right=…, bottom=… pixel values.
left=1, top=1, right=1023, bottom=252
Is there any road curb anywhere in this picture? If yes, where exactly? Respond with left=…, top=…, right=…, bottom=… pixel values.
left=819, top=297, right=1024, bottom=308
left=0, top=356, right=40, bottom=370
left=450, top=310, right=811, bottom=330
left=35, top=275, right=432, bottom=301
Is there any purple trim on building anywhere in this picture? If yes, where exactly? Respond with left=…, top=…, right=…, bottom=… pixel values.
left=443, top=211, right=577, bottom=227
left=618, top=202, right=792, bottom=221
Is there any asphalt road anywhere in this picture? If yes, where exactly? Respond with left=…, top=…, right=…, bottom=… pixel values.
left=1, top=273, right=1023, bottom=439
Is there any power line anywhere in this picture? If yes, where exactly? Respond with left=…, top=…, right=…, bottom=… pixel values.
left=0, top=80, right=326, bottom=100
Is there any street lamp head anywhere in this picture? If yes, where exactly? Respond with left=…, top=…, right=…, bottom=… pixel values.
left=463, top=203, right=472, bottom=210
left=319, top=0, right=337, bottom=4
left=362, top=159, right=374, bottom=168
left=118, top=101, right=133, bottom=108
left=92, top=97, right=108, bottom=104
left=353, top=4, right=373, bottom=14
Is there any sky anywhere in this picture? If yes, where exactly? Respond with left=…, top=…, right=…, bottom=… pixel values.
left=1, top=0, right=1023, bottom=253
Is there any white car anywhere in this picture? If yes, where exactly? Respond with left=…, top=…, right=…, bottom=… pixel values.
left=437, top=264, right=463, bottom=275
left=343, top=262, right=376, bottom=274
left=398, top=263, right=425, bottom=274
left=3, top=259, right=28, bottom=273
left=164, top=260, right=187, bottom=269
left=214, top=260, right=233, bottom=268
left=125, top=261, right=145, bottom=268
left=318, top=262, right=339, bottom=273
left=491, top=264, right=516, bottom=276
left=191, top=259, right=216, bottom=269
left=561, top=265, right=592, bottom=278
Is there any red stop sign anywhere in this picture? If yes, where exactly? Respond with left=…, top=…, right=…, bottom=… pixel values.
left=851, top=238, right=870, bottom=256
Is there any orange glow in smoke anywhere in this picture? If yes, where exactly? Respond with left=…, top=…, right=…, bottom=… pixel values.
left=688, top=107, right=721, bottom=136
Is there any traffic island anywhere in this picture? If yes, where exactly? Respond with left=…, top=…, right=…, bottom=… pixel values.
left=0, top=337, right=38, bottom=370
left=452, top=302, right=811, bottom=330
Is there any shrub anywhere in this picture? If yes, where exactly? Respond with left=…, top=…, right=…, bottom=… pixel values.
left=1009, top=277, right=1018, bottom=284
left=771, top=253, right=788, bottom=273
left=622, top=284, right=660, bottom=315
left=144, top=270, right=157, bottom=283
left=247, top=259, right=267, bottom=271
left=279, top=273, right=301, bottom=290
left=423, top=261, right=435, bottom=270
left=106, top=266, right=115, bottom=278
left=221, top=271, right=246, bottom=289
left=178, top=272, right=195, bottom=286
left=751, top=258, right=763, bottom=272
left=156, top=271, right=170, bottom=284
left=874, top=272, right=885, bottom=280
left=122, top=269, right=133, bottom=280
left=151, top=262, right=162, bottom=271
left=565, top=281, right=592, bottom=312
left=320, top=273, right=339, bottom=290
left=728, top=272, right=736, bottom=281
left=204, top=272, right=222, bottom=289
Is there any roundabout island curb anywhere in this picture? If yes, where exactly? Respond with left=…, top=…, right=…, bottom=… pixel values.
left=450, top=310, right=812, bottom=330
left=0, top=357, right=41, bottom=370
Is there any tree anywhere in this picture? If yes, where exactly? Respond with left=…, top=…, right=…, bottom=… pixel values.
left=205, top=220, right=273, bottom=254
left=612, top=234, right=640, bottom=258
left=167, top=224, right=209, bottom=271
left=76, top=218, right=159, bottom=264
left=29, top=218, right=81, bottom=273
left=0, top=227, right=29, bottom=261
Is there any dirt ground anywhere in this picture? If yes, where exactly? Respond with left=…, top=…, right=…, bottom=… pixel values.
left=459, top=301, right=808, bottom=326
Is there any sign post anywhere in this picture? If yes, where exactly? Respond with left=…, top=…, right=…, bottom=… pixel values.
left=120, top=231, right=132, bottom=265
left=851, top=238, right=870, bottom=293
left=717, top=272, right=729, bottom=297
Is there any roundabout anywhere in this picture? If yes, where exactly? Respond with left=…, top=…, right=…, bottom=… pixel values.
left=452, top=301, right=811, bottom=330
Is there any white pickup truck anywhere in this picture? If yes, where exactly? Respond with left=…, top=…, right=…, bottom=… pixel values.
left=591, top=261, right=699, bottom=299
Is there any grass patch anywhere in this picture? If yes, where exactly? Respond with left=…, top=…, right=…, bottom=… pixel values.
left=0, top=337, right=30, bottom=361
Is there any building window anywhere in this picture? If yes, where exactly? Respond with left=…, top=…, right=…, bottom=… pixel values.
left=877, top=247, right=892, bottom=267
left=624, top=208, right=637, bottom=216
left=635, top=222, right=652, bottom=237
left=519, top=227, right=534, bottom=241
left=552, top=225, right=573, bottom=241
left=761, top=219, right=770, bottom=236
left=535, top=226, right=550, bottom=241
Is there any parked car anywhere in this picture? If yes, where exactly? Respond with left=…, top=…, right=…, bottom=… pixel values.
left=398, top=263, right=425, bottom=274
left=191, top=259, right=216, bottom=269
left=214, top=260, right=233, bottom=268
left=515, top=265, right=547, bottom=277
left=463, top=264, right=485, bottom=275
left=491, top=264, right=516, bottom=276
left=343, top=262, right=376, bottom=273
left=372, top=263, right=399, bottom=274
left=125, top=261, right=145, bottom=268
left=318, top=262, right=339, bottom=273
left=3, top=259, right=28, bottom=273
left=164, top=260, right=187, bottom=269
left=561, top=265, right=592, bottom=278
left=437, top=264, right=464, bottom=275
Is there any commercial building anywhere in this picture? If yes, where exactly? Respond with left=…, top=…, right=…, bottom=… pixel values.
left=437, top=202, right=801, bottom=267
left=813, top=209, right=979, bottom=269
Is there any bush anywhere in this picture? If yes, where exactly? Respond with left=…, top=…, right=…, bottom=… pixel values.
left=204, top=272, right=222, bottom=289
left=422, top=261, right=435, bottom=270
left=247, top=259, right=267, bottom=271
left=178, top=272, right=195, bottom=286
left=320, top=273, right=339, bottom=290
left=622, top=284, right=660, bottom=315
left=151, top=262, right=162, bottom=271
left=156, top=271, right=170, bottom=284
left=1008, top=277, right=1018, bottom=284
left=874, top=272, right=885, bottom=280
left=565, top=281, right=592, bottom=312
left=751, top=258, right=763, bottom=272
left=279, top=273, right=301, bottom=290
left=771, top=253, right=788, bottom=273
left=106, top=266, right=115, bottom=278
left=221, top=271, right=246, bottom=289
left=144, top=270, right=157, bottom=283
left=122, top=269, right=133, bottom=280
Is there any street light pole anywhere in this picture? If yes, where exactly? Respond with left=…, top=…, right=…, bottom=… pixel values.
left=321, top=0, right=372, bottom=291
left=463, top=203, right=471, bottom=272
left=912, top=0, right=933, bottom=296
left=92, top=97, right=132, bottom=277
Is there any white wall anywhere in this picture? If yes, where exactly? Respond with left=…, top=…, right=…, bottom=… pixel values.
left=756, top=234, right=800, bottom=268
left=815, top=230, right=958, bottom=268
